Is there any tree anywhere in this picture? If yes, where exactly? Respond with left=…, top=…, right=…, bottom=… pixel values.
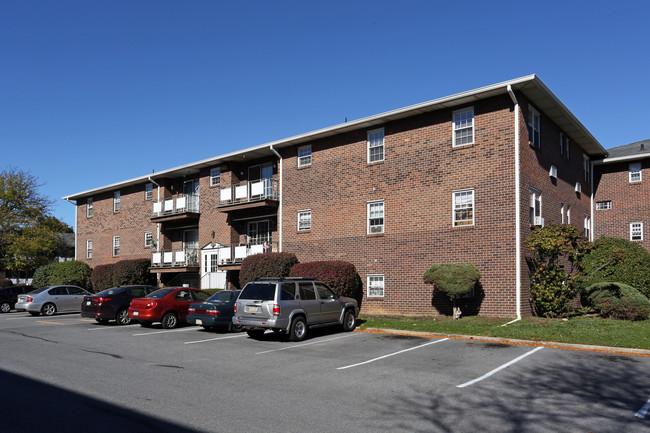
left=525, top=223, right=592, bottom=317
left=0, top=168, right=68, bottom=275
left=423, top=263, right=481, bottom=319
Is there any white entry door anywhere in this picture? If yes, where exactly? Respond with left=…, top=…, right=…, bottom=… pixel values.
left=201, top=250, right=227, bottom=290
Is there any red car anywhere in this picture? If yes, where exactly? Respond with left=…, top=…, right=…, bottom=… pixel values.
left=128, top=287, right=211, bottom=329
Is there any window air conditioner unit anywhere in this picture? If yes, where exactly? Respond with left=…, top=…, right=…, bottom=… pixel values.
left=549, top=165, right=557, bottom=178
left=575, top=182, right=582, bottom=193
left=534, top=216, right=545, bottom=227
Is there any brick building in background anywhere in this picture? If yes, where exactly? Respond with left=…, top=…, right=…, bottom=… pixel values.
left=63, top=75, right=609, bottom=318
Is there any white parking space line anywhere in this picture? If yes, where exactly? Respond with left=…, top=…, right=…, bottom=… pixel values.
left=255, top=333, right=359, bottom=355
left=337, top=338, right=449, bottom=370
left=185, top=334, right=248, bottom=344
left=132, top=327, right=200, bottom=336
left=88, top=325, right=138, bottom=331
left=457, top=346, right=544, bottom=388
left=635, top=397, right=650, bottom=418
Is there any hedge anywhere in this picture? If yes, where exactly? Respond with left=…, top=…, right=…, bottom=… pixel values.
left=32, top=263, right=58, bottom=289
left=32, top=261, right=92, bottom=290
left=582, top=282, right=650, bottom=321
left=239, top=252, right=299, bottom=287
left=290, top=261, right=362, bottom=304
left=91, top=259, right=157, bottom=292
left=0, top=279, right=12, bottom=287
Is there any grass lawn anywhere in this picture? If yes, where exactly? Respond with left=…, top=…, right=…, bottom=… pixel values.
left=358, top=315, right=650, bottom=350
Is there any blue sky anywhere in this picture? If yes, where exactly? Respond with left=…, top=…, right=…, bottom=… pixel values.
left=2, top=0, right=649, bottom=227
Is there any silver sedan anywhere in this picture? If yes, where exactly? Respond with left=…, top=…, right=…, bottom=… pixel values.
left=16, top=285, right=91, bottom=316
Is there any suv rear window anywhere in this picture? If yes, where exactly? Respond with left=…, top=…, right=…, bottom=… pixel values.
left=239, top=283, right=276, bottom=301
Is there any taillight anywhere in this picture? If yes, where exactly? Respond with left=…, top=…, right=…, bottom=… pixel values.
left=145, top=301, right=157, bottom=309
left=272, top=304, right=280, bottom=316
left=26, top=296, right=33, bottom=303
left=97, top=297, right=112, bottom=304
left=233, top=303, right=237, bottom=313
left=207, top=310, right=221, bottom=316
left=188, top=307, right=195, bottom=313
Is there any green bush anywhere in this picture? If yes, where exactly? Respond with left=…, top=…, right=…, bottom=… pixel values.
left=290, top=261, right=362, bottom=304
left=0, top=278, right=12, bottom=287
left=91, top=264, right=114, bottom=292
left=239, top=252, right=298, bottom=287
left=423, top=263, right=481, bottom=319
left=49, top=260, right=92, bottom=290
left=91, top=259, right=157, bottom=292
left=583, top=282, right=650, bottom=321
left=32, top=262, right=58, bottom=289
left=580, top=238, right=650, bottom=298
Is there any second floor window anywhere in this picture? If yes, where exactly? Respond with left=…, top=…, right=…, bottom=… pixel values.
left=453, top=107, right=474, bottom=147
left=113, top=236, right=120, bottom=257
left=114, top=191, right=121, bottom=212
left=298, top=210, right=312, bottom=231
left=145, top=231, right=153, bottom=247
left=367, top=128, right=384, bottom=163
left=210, top=168, right=221, bottom=186
left=86, top=197, right=93, bottom=218
left=630, top=163, right=642, bottom=183
left=453, top=189, right=474, bottom=227
left=298, top=145, right=312, bottom=167
left=367, top=200, right=384, bottom=234
left=528, top=106, right=541, bottom=148
left=596, top=201, right=612, bottom=210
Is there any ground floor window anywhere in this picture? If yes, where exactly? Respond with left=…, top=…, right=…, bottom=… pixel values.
left=367, top=275, right=384, bottom=297
left=631, top=222, right=643, bottom=241
left=86, top=239, right=92, bottom=259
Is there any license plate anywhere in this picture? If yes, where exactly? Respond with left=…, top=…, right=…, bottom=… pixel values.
left=133, top=311, right=139, bottom=316
left=248, top=306, right=260, bottom=313
left=195, top=319, right=202, bottom=325
left=86, top=301, right=91, bottom=306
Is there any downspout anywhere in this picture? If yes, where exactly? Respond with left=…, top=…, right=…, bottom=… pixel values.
left=269, top=145, right=283, bottom=252
left=507, top=84, right=522, bottom=322
left=64, top=198, right=78, bottom=261
left=590, top=161, right=594, bottom=241
left=148, top=176, right=162, bottom=286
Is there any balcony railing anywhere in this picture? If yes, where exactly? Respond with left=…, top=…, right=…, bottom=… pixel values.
left=151, top=248, right=199, bottom=268
left=216, top=242, right=277, bottom=266
left=218, top=179, right=278, bottom=207
left=152, top=194, right=199, bottom=218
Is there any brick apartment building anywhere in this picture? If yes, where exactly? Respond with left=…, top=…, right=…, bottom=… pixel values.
left=63, top=75, right=609, bottom=318
left=593, top=139, right=650, bottom=251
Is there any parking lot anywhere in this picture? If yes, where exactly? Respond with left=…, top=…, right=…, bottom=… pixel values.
left=1, top=311, right=650, bottom=433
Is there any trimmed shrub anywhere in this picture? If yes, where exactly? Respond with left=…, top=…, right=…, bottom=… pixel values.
left=290, top=261, right=362, bottom=304
left=580, top=237, right=650, bottom=298
left=0, top=278, right=12, bottom=287
left=91, top=264, right=114, bottom=293
left=112, top=259, right=156, bottom=288
left=32, top=263, right=58, bottom=289
left=239, top=252, right=299, bottom=287
left=424, top=263, right=481, bottom=319
left=582, top=282, right=650, bottom=321
left=49, top=260, right=92, bottom=290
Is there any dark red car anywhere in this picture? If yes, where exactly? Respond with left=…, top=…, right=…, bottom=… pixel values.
left=128, top=287, right=210, bottom=329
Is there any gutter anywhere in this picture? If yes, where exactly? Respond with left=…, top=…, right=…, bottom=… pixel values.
left=148, top=176, right=161, bottom=253
left=593, top=153, right=650, bottom=165
left=269, top=145, right=282, bottom=252
left=64, top=198, right=78, bottom=261
left=507, top=84, right=522, bottom=321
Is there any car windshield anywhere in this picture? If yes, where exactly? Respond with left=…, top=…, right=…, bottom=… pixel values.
left=147, top=288, right=175, bottom=299
left=207, top=291, right=234, bottom=303
left=239, top=283, right=275, bottom=301
left=27, top=287, right=50, bottom=295
left=96, top=287, right=125, bottom=296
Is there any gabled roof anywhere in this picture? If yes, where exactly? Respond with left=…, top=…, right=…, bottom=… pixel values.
left=63, top=74, right=606, bottom=201
left=595, top=139, right=650, bottom=164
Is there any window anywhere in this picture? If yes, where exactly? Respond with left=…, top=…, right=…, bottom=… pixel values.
left=583, top=154, right=590, bottom=183
left=367, top=128, right=384, bottom=163
left=144, top=231, right=153, bottom=247
left=528, top=106, right=541, bottom=147
left=596, top=201, right=612, bottom=210
left=560, top=202, right=565, bottom=224
left=210, top=168, right=221, bottom=186
left=567, top=205, right=571, bottom=224
left=367, top=275, right=385, bottom=297
left=565, top=135, right=570, bottom=160
left=529, top=189, right=542, bottom=226
left=453, top=189, right=474, bottom=227
left=297, top=210, right=312, bottom=231
left=367, top=200, right=384, bottom=234
left=298, top=145, right=312, bottom=167
left=113, top=236, right=120, bottom=257
left=630, top=163, right=642, bottom=183
left=86, top=239, right=92, bottom=259
left=453, top=107, right=474, bottom=147
left=631, top=222, right=643, bottom=241
left=113, top=191, right=120, bottom=212
left=584, top=214, right=591, bottom=239
left=560, top=133, right=564, bottom=155
left=145, top=183, right=153, bottom=200
left=86, top=197, right=93, bottom=218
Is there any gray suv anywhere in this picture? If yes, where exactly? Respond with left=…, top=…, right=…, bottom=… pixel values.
left=232, top=277, right=359, bottom=341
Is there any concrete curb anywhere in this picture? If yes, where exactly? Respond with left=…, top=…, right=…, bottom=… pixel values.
left=359, top=327, right=650, bottom=357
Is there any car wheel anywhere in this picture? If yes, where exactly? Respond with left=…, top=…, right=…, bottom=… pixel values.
left=342, top=309, right=356, bottom=332
left=115, top=308, right=131, bottom=326
left=29, top=312, right=40, bottom=316
left=140, top=321, right=153, bottom=327
left=41, top=303, right=56, bottom=316
left=231, top=323, right=243, bottom=332
left=0, top=302, right=11, bottom=313
left=161, top=312, right=178, bottom=329
left=289, top=316, right=307, bottom=342
left=95, top=318, right=110, bottom=324
left=246, top=329, right=265, bottom=340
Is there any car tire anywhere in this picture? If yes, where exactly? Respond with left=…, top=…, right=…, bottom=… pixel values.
left=0, top=302, right=11, bottom=313
left=342, top=309, right=356, bottom=332
left=161, top=312, right=178, bottom=329
left=41, top=303, right=56, bottom=316
left=289, top=316, right=307, bottom=342
left=115, top=308, right=131, bottom=326
left=246, top=329, right=265, bottom=340
left=95, top=318, right=110, bottom=324
left=29, top=312, right=40, bottom=316
left=231, top=323, right=243, bottom=332
left=140, top=321, right=153, bottom=327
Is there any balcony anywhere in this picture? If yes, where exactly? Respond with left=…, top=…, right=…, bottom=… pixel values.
left=217, top=179, right=279, bottom=212
left=151, top=195, right=200, bottom=223
left=151, top=248, right=200, bottom=273
left=213, top=242, right=278, bottom=270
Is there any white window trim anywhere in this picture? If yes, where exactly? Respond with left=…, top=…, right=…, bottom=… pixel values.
left=567, top=205, right=571, bottom=225
left=631, top=222, right=644, bottom=241
left=145, top=183, right=153, bottom=200
left=529, top=188, right=542, bottom=226
left=630, top=163, right=642, bottom=183
left=596, top=201, right=612, bottom=210
left=367, top=274, right=385, bottom=298
left=113, top=235, right=120, bottom=257
left=113, top=191, right=121, bottom=213
left=297, top=209, right=312, bottom=231
left=297, top=145, right=312, bottom=167
left=453, top=189, right=475, bottom=227
left=528, top=106, right=541, bottom=148
left=584, top=214, right=591, bottom=240
left=452, top=107, right=474, bottom=147
left=144, top=231, right=153, bottom=247
left=210, top=168, right=221, bottom=186
left=86, top=197, right=93, bottom=218
left=560, top=202, right=565, bottom=224
left=367, top=200, right=385, bottom=234
left=367, top=128, right=385, bottom=163
left=86, top=239, right=92, bottom=259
